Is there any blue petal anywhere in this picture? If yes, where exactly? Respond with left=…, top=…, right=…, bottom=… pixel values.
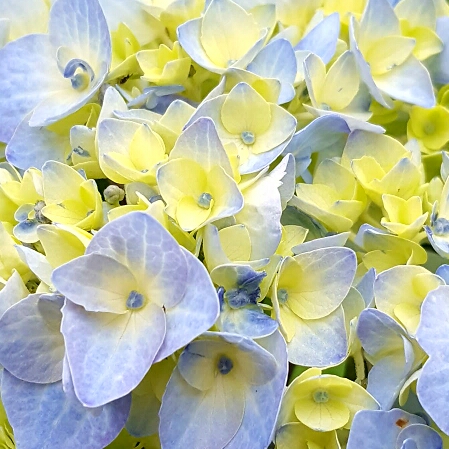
left=6, top=112, right=69, bottom=170
left=177, top=18, right=219, bottom=72
left=304, top=105, right=385, bottom=133
left=347, top=408, right=425, bottom=449
left=428, top=17, right=449, bottom=84
left=240, top=139, right=294, bottom=175
left=160, top=368, right=244, bottom=448
left=219, top=306, right=278, bottom=338
left=355, top=267, right=376, bottom=307
left=416, top=286, right=449, bottom=357
left=282, top=115, right=350, bottom=165
left=0, top=270, right=29, bottom=318
left=1, top=370, right=131, bottom=449
left=172, top=117, right=234, bottom=176
left=61, top=299, right=166, bottom=407
left=275, top=153, right=296, bottom=209
left=349, top=16, right=392, bottom=108
left=13, top=219, right=40, bottom=243
left=357, top=308, right=406, bottom=353
left=49, top=0, right=111, bottom=71
left=425, top=226, right=449, bottom=258
left=153, top=247, right=220, bottom=362
left=0, top=34, right=62, bottom=142
left=29, top=0, right=111, bottom=126
left=295, top=13, right=340, bottom=64
left=52, top=253, right=139, bottom=314
left=226, top=331, right=288, bottom=449
left=366, top=337, right=415, bottom=410
left=360, top=0, right=401, bottom=41
left=417, top=357, right=449, bottom=435
left=398, top=423, right=443, bottom=449
left=247, top=39, right=296, bottom=104
left=292, top=232, right=350, bottom=255
left=0, top=293, right=64, bottom=383
left=14, top=203, right=34, bottom=222
left=374, top=56, right=435, bottom=108
left=127, top=85, right=185, bottom=110
left=234, top=171, right=283, bottom=260
left=435, top=264, right=449, bottom=284
left=357, top=309, right=415, bottom=409
left=286, top=306, right=348, bottom=367
left=159, top=331, right=286, bottom=449
left=85, top=212, right=189, bottom=310
left=415, top=286, right=449, bottom=434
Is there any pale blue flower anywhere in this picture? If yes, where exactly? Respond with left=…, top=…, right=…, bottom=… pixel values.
left=0, top=0, right=111, bottom=142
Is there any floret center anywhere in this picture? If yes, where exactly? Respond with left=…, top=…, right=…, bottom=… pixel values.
left=241, top=131, right=255, bottom=145
left=217, top=355, right=233, bottom=375
left=126, top=290, right=145, bottom=310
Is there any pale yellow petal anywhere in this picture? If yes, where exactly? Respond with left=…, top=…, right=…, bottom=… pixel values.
left=201, top=0, right=260, bottom=68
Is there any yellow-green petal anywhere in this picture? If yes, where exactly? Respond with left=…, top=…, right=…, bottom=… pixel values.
left=221, top=83, right=271, bottom=136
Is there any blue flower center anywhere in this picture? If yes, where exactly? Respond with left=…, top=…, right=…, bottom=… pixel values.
left=424, top=122, right=435, bottom=135
left=197, top=192, right=213, bottom=209
left=126, top=290, right=144, bottom=310
left=277, top=288, right=289, bottom=304
left=313, top=390, right=329, bottom=403
left=63, top=58, right=95, bottom=91
left=217, top=355, right=233, bottom=375
left=241, top=131, right=255, bottom=145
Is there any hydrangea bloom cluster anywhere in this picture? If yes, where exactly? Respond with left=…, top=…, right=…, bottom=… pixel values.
left=2, top=0, right=449, bottom=447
